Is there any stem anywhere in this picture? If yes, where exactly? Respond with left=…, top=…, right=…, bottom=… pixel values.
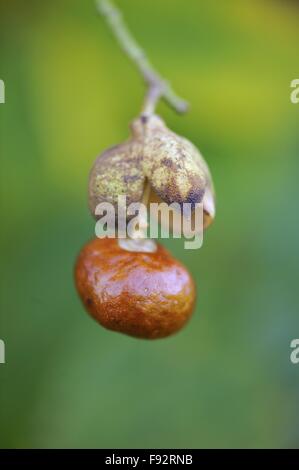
left=118, top=180, right=157, bottom=253
left=96, top=0, right=189, bottom=115
left=142, top=86, right=162, bottom=116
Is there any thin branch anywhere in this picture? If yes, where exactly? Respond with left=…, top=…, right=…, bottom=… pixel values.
left=96, top=0, right=189, bottom=115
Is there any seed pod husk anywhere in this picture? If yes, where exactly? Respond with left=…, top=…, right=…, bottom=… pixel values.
left=88, top=114, right=215, bottom=231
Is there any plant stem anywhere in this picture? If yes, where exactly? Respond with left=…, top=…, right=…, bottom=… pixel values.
left=118, top=178, right=157, bottom=253
left=96, top=0, right=189, bottom=115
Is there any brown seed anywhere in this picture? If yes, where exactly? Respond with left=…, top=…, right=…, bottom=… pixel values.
left=75, top=238, right=196, bottom=339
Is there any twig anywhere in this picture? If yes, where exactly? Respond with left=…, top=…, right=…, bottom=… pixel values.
left=96, top=0, right=189, bottom=115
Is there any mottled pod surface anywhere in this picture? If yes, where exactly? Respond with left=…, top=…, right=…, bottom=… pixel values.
left=75, top=238, right=196, bottom=339
left=88, top=114, right=215, bottom=229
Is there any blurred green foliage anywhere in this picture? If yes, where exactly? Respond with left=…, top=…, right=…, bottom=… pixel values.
left=0, top=0, right=298, bottom=448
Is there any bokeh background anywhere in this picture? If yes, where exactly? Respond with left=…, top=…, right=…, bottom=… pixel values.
left=0, top=0, right=298, bottom=449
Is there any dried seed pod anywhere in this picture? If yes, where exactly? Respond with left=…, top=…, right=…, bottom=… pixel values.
left=88, top=114, right=215, bottom=230
left=88, top=139, right=145, bottom=217
left=134, top=115, right=215, bottom=231
left=75, top=238, right=196, bottom=339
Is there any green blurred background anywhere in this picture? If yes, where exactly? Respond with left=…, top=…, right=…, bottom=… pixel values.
left=0, top=0, right=298, bottom=449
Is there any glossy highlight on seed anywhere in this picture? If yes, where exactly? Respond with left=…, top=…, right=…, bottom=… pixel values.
left=75, top=238, right=196, bottom=339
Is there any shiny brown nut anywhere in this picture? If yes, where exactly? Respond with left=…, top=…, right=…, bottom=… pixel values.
left=75, top=238, right=196, bottom=339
